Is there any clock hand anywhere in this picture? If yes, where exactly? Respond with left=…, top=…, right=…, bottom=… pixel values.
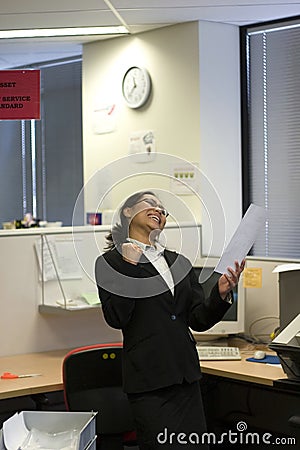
left=129, top=79, right=137, bottom=94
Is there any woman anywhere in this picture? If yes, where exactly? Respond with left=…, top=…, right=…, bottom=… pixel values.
left=95, top=191, right=245, bottom=449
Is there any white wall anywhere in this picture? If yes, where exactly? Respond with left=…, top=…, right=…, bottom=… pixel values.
left=82, top=22, right=203, bottom=224
left=198, top=21, right=242, bottom=257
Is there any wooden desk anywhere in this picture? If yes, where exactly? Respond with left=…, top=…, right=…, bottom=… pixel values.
left=201, top=350, right=287, bottom=386
left=0, top=349, right=68, bottom=400
left=199, top=352, right=298, bottom=440
left=0, top=348, right=287, bottom=400
left=0, top=349, right=297, bottom=441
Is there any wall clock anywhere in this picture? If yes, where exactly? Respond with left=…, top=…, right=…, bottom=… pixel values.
left=122, top=66, right=151, bottom=109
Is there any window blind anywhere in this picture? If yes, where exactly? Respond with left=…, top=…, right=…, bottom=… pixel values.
left=0, top=121, right=23, bottom=224
left=36, top=60, right=83, bottom=226
left=244, top=21, right=300, bottom=258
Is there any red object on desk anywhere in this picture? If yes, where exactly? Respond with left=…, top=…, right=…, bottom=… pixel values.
left=1, top=372, right=40, bottom=379
left=1, top=372, right=19, bottom=379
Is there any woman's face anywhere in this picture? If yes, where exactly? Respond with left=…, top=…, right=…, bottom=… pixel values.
left=124, top=194, right=168, bottom=236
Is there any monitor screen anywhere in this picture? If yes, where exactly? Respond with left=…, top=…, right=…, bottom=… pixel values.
left=191, top=266, right=245, bottom=339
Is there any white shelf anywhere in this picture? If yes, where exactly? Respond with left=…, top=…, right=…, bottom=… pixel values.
left=38, top=304, right=100, bottom=315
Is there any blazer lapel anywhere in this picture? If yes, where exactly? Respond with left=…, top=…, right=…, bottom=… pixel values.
left=164, top=250, right=180, bottom=281
left=138, top=254, right=158, bottom=276
left=138, top=253, right=174, bottom=297
left=164, top=250, right=186, bottom=299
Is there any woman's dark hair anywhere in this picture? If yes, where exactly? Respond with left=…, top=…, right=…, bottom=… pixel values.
left=105, top=190, right=156, bottom=250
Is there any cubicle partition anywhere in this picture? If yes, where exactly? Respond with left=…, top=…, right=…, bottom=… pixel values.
left=0, top=223, right=289, bottom=357
left=0, top=226, right=119, bottom=357
left=0, top=223, right=202, bottom=357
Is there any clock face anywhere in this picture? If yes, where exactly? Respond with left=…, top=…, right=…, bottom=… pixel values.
left=122, top=66, right=151, bottom=109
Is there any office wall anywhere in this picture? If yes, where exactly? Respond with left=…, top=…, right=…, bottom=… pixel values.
left=198, top=21, right=242, bottom=256
left=82, top=22, right=202, bottom=223
left=82, top=21, right=242, bottom=258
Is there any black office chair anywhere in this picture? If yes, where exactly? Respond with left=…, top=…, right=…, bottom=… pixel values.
left=62, top=343, right=137, bottom=450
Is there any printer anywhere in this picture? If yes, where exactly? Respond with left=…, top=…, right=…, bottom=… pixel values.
left=269, top=313, right=300, bottom=384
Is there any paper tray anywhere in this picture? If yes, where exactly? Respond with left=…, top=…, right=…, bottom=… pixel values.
left=1, top=411, right=96, bottom=450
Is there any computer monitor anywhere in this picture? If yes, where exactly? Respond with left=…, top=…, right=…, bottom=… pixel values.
left=191, top=266, right=245, bottom=340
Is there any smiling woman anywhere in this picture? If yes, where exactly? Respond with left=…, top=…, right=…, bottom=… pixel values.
left=104, top=190, right=161, bottom=250
left=95, top=190, right=244, bottom=449
left=122, top=193, right=167, bottom=248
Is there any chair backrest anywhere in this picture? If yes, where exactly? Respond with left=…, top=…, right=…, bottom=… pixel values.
left=62, top=343, right=135, bottom=435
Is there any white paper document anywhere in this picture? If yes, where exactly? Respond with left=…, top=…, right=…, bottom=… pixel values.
left=35, top=237, right=83, bottom=281
left=215, top=204, right=266, bottom=274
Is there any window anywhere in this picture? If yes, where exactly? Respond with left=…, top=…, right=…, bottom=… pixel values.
left=241, top=18, right=300, bottom=258
left=0, top=120, right=31, bottom=224
left=0, top=57, right=83, bottom=227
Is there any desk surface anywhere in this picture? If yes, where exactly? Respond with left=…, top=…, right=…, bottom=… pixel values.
left=201, top=349, right=286, bottom=387
left=0, top=349, right=67, bottom=400
left=0, top=348, right=287, bottom=400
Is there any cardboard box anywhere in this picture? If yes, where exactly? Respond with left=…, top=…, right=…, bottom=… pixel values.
left=1, top=411, right=97, bottom=450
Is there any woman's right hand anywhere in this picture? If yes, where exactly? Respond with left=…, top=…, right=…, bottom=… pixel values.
left=122, top=243, right=143, bottom=265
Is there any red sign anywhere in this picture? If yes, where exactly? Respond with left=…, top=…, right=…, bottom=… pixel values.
left=0, top=70, right=40, bottom=120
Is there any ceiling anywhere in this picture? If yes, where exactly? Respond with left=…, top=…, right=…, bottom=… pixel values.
left=0, top=0, right=300, bottom=69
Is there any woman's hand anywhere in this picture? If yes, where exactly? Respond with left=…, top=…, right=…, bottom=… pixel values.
left=122, top=243, right=143, bottom=265
left=218, top=259, right=246, bottom=300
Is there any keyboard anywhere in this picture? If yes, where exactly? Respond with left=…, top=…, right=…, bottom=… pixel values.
left=197, top=346, right=241, bottom=361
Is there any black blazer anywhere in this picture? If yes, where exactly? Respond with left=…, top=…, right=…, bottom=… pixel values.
left=95, top=247, right=230, bottom=394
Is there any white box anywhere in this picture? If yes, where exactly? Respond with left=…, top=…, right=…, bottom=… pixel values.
left=1, top=411, right=97, bottom=450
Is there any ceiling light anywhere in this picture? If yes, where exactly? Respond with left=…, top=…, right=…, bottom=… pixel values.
left=0, top=26, right=129, bottom=39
